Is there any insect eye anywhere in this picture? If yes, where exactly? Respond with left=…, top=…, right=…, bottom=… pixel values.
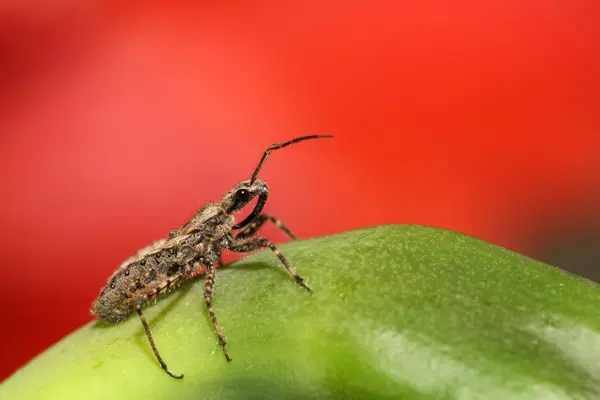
left=235, top=189, right=250, bottom=202
left=230, top=188, right=253, bottom=211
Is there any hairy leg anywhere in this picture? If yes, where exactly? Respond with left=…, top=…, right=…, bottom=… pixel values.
left=204, top=263, right=232, bottom=361
left=136, top=302, right=184, bottom=379
left=226, top=236, right=312, bottom=293
left=234, top=214, right=297, bottom=240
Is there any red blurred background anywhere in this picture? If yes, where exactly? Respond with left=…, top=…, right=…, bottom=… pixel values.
left=1, top=1, right=599, bottom=382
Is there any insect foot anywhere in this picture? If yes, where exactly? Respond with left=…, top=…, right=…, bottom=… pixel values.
left=90, top=134, right=332, bottom=378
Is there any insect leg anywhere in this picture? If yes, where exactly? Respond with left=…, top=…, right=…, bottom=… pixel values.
left=235, top=213, right=297, bottom=240
left=226, top=236, right=312, bottom=293
left=136, top=303, right=184, bottom=379
left=204, top=263, right=232, bottom=362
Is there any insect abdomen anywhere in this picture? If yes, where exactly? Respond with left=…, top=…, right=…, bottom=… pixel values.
left=91, top=287, right=135, bottom=323
left=91, top=245, right=196, bottom=323
left=91, top=254, right=160, bottom=322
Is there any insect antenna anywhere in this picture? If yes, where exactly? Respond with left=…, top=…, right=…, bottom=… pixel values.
left=250, top=135, right=333, bottom=182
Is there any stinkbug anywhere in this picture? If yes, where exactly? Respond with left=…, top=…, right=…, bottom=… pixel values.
left=91, top=135, right=332, bottom=378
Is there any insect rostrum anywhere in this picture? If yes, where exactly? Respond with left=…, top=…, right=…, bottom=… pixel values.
left=91, top=135, right=332, bottom=379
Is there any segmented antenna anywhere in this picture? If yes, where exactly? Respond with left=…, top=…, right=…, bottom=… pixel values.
left=250, top=135, right=333, bottom=183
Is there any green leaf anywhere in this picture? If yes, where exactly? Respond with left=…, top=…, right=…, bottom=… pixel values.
left=3, top=225, right=600, bottom=399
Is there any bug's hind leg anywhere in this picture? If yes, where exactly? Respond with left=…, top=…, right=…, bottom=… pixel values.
left=227, top=236, right=312, bottom=293
left=234, top=214, right=297, bottom=240
left=204, top=264, right=232, bottom=362
left=136, top=302, right=184, bottom=379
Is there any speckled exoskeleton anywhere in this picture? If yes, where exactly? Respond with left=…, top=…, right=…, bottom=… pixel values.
left=91, top=135, right=331, bottom=379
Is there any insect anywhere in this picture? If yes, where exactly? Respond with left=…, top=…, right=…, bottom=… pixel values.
left=91, top=135, right=332, bottom=379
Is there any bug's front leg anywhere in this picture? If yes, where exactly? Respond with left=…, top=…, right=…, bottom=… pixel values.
left=226, top=236, right=312, bottom=293
left=204, top=263, right=232, bottom=362
left=234, top=213, right=297, bottom=240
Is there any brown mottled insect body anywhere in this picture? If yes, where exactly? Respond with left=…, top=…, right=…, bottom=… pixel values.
left=92, top=203, right=233, bottom=324
left=91, top=135, right=332, bottom=379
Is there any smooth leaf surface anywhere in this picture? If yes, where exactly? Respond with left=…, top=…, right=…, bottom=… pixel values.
left=2, top=225, right=600, bottom=399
